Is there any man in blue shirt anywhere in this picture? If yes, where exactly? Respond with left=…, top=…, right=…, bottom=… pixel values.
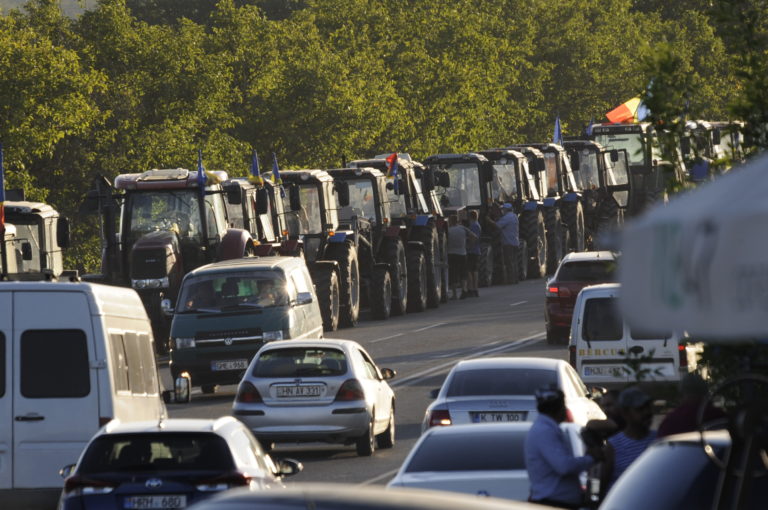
left=525, top=388, right=600, bottom=508
left=495, top=203, right=520, bottom=284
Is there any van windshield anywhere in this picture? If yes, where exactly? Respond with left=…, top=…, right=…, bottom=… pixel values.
left=177, top=270, right=289, bottom=312
left=582, top=297, right=623, bottom=341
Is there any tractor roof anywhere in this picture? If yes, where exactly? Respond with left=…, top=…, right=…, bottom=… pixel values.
left=422, top=153, right=488, bottom=164
left=114, top=168, right=228, bottom=191
left=326, top=167, right=386, bottom=180
left=274, top=169, right=335, bottom=184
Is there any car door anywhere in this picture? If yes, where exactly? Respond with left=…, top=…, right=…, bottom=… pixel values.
left=13, top=290, right=100, bottom=488
left=0, top=292, right=11, bottom=489
left=357, top=348, right=391, bottom=432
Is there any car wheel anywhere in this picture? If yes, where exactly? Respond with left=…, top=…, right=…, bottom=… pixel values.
left=356, top=415, right=376, bottom=456
left=201, top=384, right=217, bottom=394
left=376, top=405, right=395, bottom=449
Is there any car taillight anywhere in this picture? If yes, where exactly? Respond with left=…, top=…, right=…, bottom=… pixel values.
left=569, top=345, right=577, bottom=368
left=428, top=409, right=452, bottom=428
left=335, top=379, right=365, bottom=401
left=565, top=407, right=574, bottom=423
left=236, top=382, right=263, bottom=403
left=678, top=344, right=687, bottom=367
left=196, top=471, right=251, bottom=492
left=546, top=285, right=559, bottom=297
left=546, top=285, right=571, bottom=298
left=63, top=476, right=116, bottom=495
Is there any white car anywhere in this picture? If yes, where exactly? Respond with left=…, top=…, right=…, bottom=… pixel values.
left=388, top=422, right=586, bottom=500
left=232, top=339, right=396, bottom=456
left=422, top=357, right=605, bottom=432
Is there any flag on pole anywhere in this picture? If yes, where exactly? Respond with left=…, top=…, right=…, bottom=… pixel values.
left=249, top=150, right=264, bottom=187
left=197, top=149, right=207, bottom=197
left=585, top=116, right=594, bottom=137
left=0, top=143, right=5, bottom=234
left=385, top=152, right=399, bottom=193
left=553, top=116, right=563, bottom=145
left=606, top=97, right=649, bottom=123
left=272, top=153, right=285, bottom=198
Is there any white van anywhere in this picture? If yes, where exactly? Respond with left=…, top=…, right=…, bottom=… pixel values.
left=568, top=283, right=699, bottom=387
left=0, top=282, right=167, bottom=508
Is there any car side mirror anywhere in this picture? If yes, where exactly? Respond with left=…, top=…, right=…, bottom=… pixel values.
left=59, top=464, right=76, bottom=479
left=610, top=150, right=619, bottom=163
left=289, top=185, right=301, bottom=211
left=336, top=181, right=350, bottom=207
left=255, top=187, right=269, bottom=215
left=680, top=137, right=691, bottom=156
left=437, top=171, right=450, bottom=188
left=422, top=170, right=435, bottom=191
left=224, top=183, right=242, bottom=205
left=168, top=372, right=191, bottom=404
left=295, top=292, right=313, bottom=305
left=590, top=386, right=607, bottom=400
left=276, top=458, right=304, bottom=477
left=57, top=217, right=71, bottom=249
left=161, top=298, right=174, bottom=317
left=21, top=242, right=33, bottom=261
left=429, top=388, right=440, bottom=399
left=380, top=367, right=396, bottom=380
left=712, top=129, right=721, bottom=145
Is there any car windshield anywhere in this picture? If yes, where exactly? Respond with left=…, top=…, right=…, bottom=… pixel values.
left=253, top=347, right=348, bottom=377
left=491, top=161, right=519, bottom=202
left=576, top=149, right=601, bottom=190
left=78, top=433, right=234, bottom=473
left=594, top=132, right=646, bottom=166
left=556, top=261, right=616, bottom=282
left=601, top=440, right=768, bottom=510
left=405, top=430, right=527, bottom=472
left=338, top=178, right=377, bottom=222
left=177, top=270, right=289, bottom=312
left=285, top=184, right=323, bottom=235
left=582, top=297, right=623, bottom=341
left=447, top=368, right=557, bottom=397
left=431, top=162, right=482, bottom=207
left=125, top=190, right=206, bottom=244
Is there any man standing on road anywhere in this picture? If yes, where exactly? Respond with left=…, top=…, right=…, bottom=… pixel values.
left=496, top=202, right=520, bottom=284
left=466, top=210, right=481, bottom=297
left=525, top=388, right=601, bottom=509
left=447, top=214, right=476, bottom=299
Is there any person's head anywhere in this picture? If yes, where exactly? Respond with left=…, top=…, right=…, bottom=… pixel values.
left=599, top=388, right=626, bottom=430
left=618, top=386, right=653, bottom=432
left=536, top=387, right=567, bottom=422
left=502, top=202, right=514, bottom=214
left=469, top=210, right=479, bottom=221
left=448, top=215, right=458, bottom=226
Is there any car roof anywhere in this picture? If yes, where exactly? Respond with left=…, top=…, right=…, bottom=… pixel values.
left=187, top=256, right=302, bottom=277
left=101, top=417, right=242, bottom=436
left=578, top=282, right=621, bottom=295
left=452, top=357, right=562, bottom=371
left=259, top=338, right=359, bottom=351
left=423, top=423, right=534, bottom=438
left=559, top=250, right=616, bottom=263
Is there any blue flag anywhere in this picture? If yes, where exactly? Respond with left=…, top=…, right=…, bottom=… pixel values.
left=0, top=143, right=5, bottom=234
left=586, top=116, right=594, bottom=137
left=553, top=116, right=563, bottom=145
left=197, top=149, right=207, bottom=197
left=272, top=153, right=285, bottom=198
left=250, top=150, right=264, bottom=187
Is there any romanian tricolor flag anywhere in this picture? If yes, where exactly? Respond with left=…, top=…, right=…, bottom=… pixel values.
left=385, top=152, right=399, bottom=193
left=0, top=143, right=5, bottom=234
left=606, top=97, right=649, bottom=124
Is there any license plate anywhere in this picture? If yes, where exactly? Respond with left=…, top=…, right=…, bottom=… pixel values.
left=583, top=366, right=624, bottom=377
left=471, top=412, right=527, bottom=423
left=211, top=359, right=249, bottom=371
left=124, top=495, right=187, bottom=509
left=276, top=385, right=323, bottom=397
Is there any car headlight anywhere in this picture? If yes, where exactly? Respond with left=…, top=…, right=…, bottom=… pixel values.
left=175, top=337, right=196, bottom=349
left=262, top=330, right=284, bottom=341
left=131, top=277, right=170, bottom=289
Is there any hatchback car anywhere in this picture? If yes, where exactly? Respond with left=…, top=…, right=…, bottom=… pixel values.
left=545, top=251, right=617, bottom=344
left=422, top=357, right=605, bottom=432
left=388, top=422, right=586, bottom=500
left=232, top=339, right=396, bottom=456
left=57, top=417, right=302, bottom=510
left=169, top=257, right=323, bottom=395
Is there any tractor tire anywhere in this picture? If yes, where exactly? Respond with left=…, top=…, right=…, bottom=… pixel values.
left=406, top=249, right=428, bottom=313
left=561, top=200, right=585, bottom=253
left=385, top=240, right=408, bottom=316
left=415, top=227, right=442, bottom=308
left=520, top=209, right=547, bottom=279
left=315, top=267, right=340, bottom=332
left=439, top=231, right=449, bottom=303
left=594, top=197, right=623, bottom=248
left=370, top=266, right=392, bottom=320
left=478, top=243, right=493, bottom=287
left=491, top=237, right=506, bottom=286
left=544, top=207, right=564, bottom=276
left=325, top=242, right=360, bottom=328
left=517, top=238, right=529, bottom=281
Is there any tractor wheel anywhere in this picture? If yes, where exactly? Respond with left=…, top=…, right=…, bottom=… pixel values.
left=561, top=200, right=585, bottom=253
left=478, top=242, right=493, bottom=287
left=517, top=238, right=529, bottom=281
left=544, top=207, right=564, bottom=276
left=491, top=237, right=506, bottom=285
left=415, top=227, right=442, bottom=308
left=315, top=267, right=340, bottom=332
left=439, top=231, right=449, bottom=303
left=520, top=209, right=547, bottom=279
left=385, top=240, right=408, bottom=316
left=370, top=266, right=392, bottom=320
left=325, top=242, right=360, bottom=328
left=406, top=250, right=428, bottom=313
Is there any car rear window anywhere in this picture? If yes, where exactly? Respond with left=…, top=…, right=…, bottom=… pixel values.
left=405, top=430, right=527, bottom=472
left=253, top=348, right=348, bottom=377
left=582, top=297, right=623, bottom=341
left=556, top=260, right=616, bottom=282
left=447, top=368, right=557, bottom=397
left=78, top=433, right=234, bottom=473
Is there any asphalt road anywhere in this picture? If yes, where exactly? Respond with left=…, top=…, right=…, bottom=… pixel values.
left=161, top=277, right=568, bottom=487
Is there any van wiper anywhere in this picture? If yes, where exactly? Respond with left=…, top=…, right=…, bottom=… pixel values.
left=178, top=307, right=221, bottom=314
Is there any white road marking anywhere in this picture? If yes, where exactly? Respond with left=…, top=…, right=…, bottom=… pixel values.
left=359, top=467, right=400, bottom=486
left=412, top=322, right=447, bottom=332
left=510, top=301, right=528, bottom=307
left=371, top=333, right=404, bottom=343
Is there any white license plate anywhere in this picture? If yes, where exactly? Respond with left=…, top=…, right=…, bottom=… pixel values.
left=124, top=495, right=187, bottom=509
left=584, top=366, right=625, bottom=377
left=471, top=412, right=527, bottom=423
left=211, top=359, right=249, bottom=371
left=276, top=385, right=323, bottom=397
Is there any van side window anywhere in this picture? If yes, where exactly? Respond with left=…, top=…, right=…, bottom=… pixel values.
left=21, top=329, right=90, bottom=398
left=124, top=332, right=146, bottom=395
left=292, top=269, right=311, bottom=294
left=0, top=333, right=5, bottom=397
left=109, top=334, right=130, bottom=393
left=582, top=297, right=623, bottom=341
left=139, top=333, right=158, bottom=396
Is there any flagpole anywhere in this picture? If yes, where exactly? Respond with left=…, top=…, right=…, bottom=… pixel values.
left=0, top=143, right=8, bottom=280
